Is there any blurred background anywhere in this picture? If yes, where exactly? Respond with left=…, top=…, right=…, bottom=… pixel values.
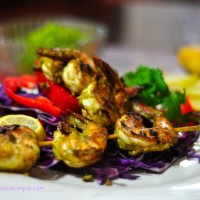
left=1, top=0, right=200, bottom=46
left=1, top=0, right=200, bottom=77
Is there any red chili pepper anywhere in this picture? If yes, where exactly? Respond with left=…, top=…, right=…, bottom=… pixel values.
left=181, top=97, right=194, bottom=115
left=35, top=71, right=81, bottom=113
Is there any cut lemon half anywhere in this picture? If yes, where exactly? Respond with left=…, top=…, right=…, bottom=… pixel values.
left=0, top=114, right=46, bottom=141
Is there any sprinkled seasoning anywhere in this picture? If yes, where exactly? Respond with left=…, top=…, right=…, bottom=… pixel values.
left=105, top=178, right=112, bottom=186
left=82, top=174, right=94, bottom=182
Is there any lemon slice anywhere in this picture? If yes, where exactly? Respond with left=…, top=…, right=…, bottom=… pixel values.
left=0, top=114, right=46, bottom=141
left=177, top=45, right=200, bottom=75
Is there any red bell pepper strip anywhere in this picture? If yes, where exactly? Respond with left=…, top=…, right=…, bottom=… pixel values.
left=18, top=74, right=38, bottom=89
left=4, top=76, right=61, bottom=117
left=35, top=71, right=81, bottom=113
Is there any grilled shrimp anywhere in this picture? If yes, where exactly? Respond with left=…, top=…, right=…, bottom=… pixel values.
left=0, top=125, right=40, bottom=172
left=36, top=48, right=96, bottom=95
left=53, top=112, right=108, bottom=168
left=62, top=58, right=96, bottom=95
left=78, top=56, right=130, bottom=127
left=92, top=56, right=130, bottom=116
left=34, top=56, right=64, bottom=85
left=78, top=75, right=121, bottom=128
left=115, top=102, right=178, bottom=155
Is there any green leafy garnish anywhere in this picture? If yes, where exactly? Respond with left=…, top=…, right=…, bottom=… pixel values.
left=123, top=66, right=170, bottom=106
left=162, top=91, right=185, bottom=124
left=122, top=65, right=185, bottom=124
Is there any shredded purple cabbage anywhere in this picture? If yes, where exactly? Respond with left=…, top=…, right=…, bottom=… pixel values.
left=0, top=83, right=200, bottom=185
left=36, top=157, right=59, bottom=169
left=187, top=148, right=200, bottom=162
left=0, top=84, right=13, bottom=106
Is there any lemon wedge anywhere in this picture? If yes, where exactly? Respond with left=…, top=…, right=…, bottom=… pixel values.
left=0, top=114, right=46, bottom=141
left=187, top=98, right=200, bottom=111
left=186, top=80, right=200, bottom=98
left=164, top=74, right=198, bottom=91
left=177, top=45, right=200, bottom=75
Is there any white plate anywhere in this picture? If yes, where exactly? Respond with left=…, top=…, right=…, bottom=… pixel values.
left=0, top=46, right=200, bottom=200
left=1, top=154, right=200, bottom=200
